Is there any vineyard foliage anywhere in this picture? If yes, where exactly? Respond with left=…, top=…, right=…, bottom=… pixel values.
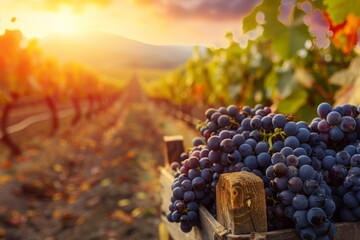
left=0, top=29, right=124, bottom=106
left=145, top=0, right=360, bottom=123
left=0, top=29, right=126, bottom=155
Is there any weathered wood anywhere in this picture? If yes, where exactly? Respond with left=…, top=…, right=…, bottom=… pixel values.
left=161, top=215, right=198, bottom=240
left=216, top=172, right=267, bottom=235
left=163, top=135, right=185, bottom=166
left=197, top=205, right=230, bottom=240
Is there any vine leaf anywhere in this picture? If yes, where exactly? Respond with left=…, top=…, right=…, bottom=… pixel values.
left=329, top=57, right=360, bottom=105
left=243, top=0, right=310, bottom=59
left=323, top=0, right=360, bottom=24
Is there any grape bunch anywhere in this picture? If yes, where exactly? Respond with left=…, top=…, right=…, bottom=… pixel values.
left=311, top=102, right=360, bottom=150
left=166, top=102, right=360, bottom=240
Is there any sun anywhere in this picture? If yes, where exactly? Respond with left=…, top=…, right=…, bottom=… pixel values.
left=47, top=8, right=79, bottom=34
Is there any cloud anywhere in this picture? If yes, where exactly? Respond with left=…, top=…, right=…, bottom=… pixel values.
left=42, top=0, right=111, bottom=12
left=134, top=0, right=261, bottom=21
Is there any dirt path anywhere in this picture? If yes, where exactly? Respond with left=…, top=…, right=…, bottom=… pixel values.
left=0, top=80, right=198, bottom=240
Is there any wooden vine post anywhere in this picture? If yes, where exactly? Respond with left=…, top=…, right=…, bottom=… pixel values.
left=216, top=172, right=267, bottom=235
left=163, top=135, right=185, bottom=166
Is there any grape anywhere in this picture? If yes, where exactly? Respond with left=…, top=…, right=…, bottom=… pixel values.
left=293, top=210, right=309, bottom=228
left=207, top=136, right=221, bottom=150
left=308, top=194, right=326, bottom=208
left=339, top=207, right=356, bottom=222
left=317, top=102, right=332, bottom=119
left=350, top=154, right=360, bottom=167
left=293, top=148, right=307, bottom=157
left=244, top=155, right=258, bottom=170
left=219, top=130, right=232, bottom=140
left=296, top=128, right=311, bottom=143
left=261, top=116, right=273, bottom=130
left=318, top=120, right=330, bottom=133
left=288, top=177, right=304, bottom=193
left=257, top=152, right=272, bottom=168
left=270, top=177, right=288, bottom=192
left=226, top=105, right=238, bottom=117
left=333, top=106, right=344, bottom=116
left=343, top=192, right=358, bottom=208
left=273, top=162, right=288, bottom=177
left=303, top=180, right=319, bottom=195
left=188, top=156, right=200, bottom=168
left=187, top=201, right=199, bottom=212
left=250, top=117, right=262, bottom=129
left=192, top=137, right=205, bottom=146
left=326, top=111, right=342, bottom=125
left=183, top=191, right=195, bottom=202
left=284, top=136, right=300, bottom=149
left=232, top=134, right=245, bottom=147
left=217, top=115, right=231, bottom=128
left=220, top=139, right=234, bottom=153
left=192, top=177, right=205, bottom=190
left=340, top=116, right=356, bottom=132
left=280, top=147, right=294, bottom=158
left=298, top=155, right=312, bottom=167
left=299, top=165, right=315, bottom=181
left=254, top=141, right=269, bottom=155
left=292, top=194, right=309, bottom=210
left=272, top=114, right=287, bottom=128
left=322, top=155, right=336, bottom=170
left=239, top=143, right=253, bottom=157
left=307, top=207, right=326, bottom=226
left=329, top=126, right=345, bottom=142
left=284, top=121, right=298, bottom=136
left=271, top=152, right=286, bottom=164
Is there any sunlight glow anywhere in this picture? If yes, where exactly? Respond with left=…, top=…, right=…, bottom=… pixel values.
left=49, top=8, right=78, bottom=34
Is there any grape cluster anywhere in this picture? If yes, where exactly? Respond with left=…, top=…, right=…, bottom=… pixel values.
left=166, top=102, right=360, bottom=240
left=311, top=102, right=360, bottom=150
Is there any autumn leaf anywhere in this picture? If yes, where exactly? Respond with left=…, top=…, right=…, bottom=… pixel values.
left=110, top=210, right=133, bottom=224
left=325, top=12, right=360, bottom=54
left=1, top=160, right=12, bottom=169
left=0, top=227, right=5, bottom=237
left=6, top=210, right=27, bottom=227
left=118, top=199, right=131, bottom=208
left=0, top=175, right=11, bottom=184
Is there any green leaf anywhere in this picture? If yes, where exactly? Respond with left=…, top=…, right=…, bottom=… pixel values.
left=243, top=1, right=310, bottom=59
left=277, top=67, right=297, bottom=98
left=271, top=23, right=308, bottom=58
left=243, top=0, right=281, bottom=33
left=264, top=69, right=278, bottom=98
left=324, top=0, right=360, bottom=24
left=276, top=86, right=308, bottom=114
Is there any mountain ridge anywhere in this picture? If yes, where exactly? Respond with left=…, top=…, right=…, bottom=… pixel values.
left=38, top=31, right=198, bottom=72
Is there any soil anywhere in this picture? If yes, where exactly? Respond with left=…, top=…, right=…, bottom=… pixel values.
left=0, top=80, right=199, bottom=240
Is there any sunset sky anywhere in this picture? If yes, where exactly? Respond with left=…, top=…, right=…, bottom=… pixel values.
left=0, top=0, right=260, bottom=46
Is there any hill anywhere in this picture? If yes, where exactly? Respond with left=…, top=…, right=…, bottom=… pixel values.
left=38, top=31, right=196, bottom=71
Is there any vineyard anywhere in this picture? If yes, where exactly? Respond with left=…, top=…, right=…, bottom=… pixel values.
left=1, top=0, right=360, bottom=240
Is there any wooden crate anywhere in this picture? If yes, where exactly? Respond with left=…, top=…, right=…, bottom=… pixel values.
left=160, top=135, right=360, bottom=240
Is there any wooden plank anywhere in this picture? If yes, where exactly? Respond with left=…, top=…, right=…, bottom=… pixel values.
left=160, top=167, right=176, bottom=214
left=197, top=205, right=230, bottom=240
left=216, top=172, right=267, bottom=235
left=163, top=135, right=185, bottom=166
left=160, top=215, right=197, bottom=240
